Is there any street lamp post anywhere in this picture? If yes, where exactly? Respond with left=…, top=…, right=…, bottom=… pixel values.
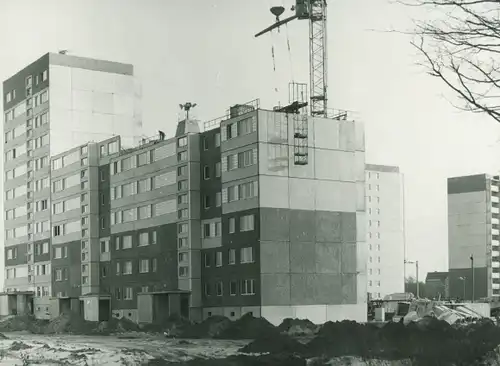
left=459, top=276, right=466, bottom=300
left=405, top=259, right=419, bottom=298
left=470, top=254, right=475, bottom=302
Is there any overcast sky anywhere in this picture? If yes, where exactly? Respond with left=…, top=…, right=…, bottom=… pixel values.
left=1, top=0, right=500, bottom=280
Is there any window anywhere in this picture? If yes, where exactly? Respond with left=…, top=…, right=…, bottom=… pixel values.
left=204, top=221, right=221, bottom=238
left=178, top=194, right=188, bottom=205
left=177, top=151, right=187, bottom=162
left=178, top=223, right=188, bottom=234
left=123, top=261, right=132, bottom=275
left=124, top=287, right=133, bottom=300
left=241, top=279, right=255, bottom=295
left=215, top=133, right=221, bottom=147
left=240, top=247, right=254, bottom=263
left=138, top=178, right=152, bottom=193
left=240, top=215, right=255, bottom=232
left=215, top=162, right=221, bottom=178
left=203, top=137, right=209, bottom=150
left=178, top=208, right=188, bottom=219
left=137, top=152, right=150, bottom=166
left=42, top=70, right=48, bottom=82
left=122, top=235, right=132, bottom=249
left=178, top=165, right=188, bottom=176
left=178, top=238, right=188, bottom=248
left=179, top=266, right=189, bottom=277
left=205, top=283, right=211, bottom=297
left=108, top=141, right=118, bottom=154
left=215, top=192, right=222, bottom=207
left=178, top=252, right=189, bottom=263
left=139, top=259, right=149, bottom=273
left=100, top=239, right=110, bottom=253
left=204, top=253, right=211, bottom=267
left=178, top=137, right=187, bottom=147
left=81, top=146, right=88, bottom=155
left=204, top=195, right=211, bottom=209
left=229, top=280, right=237, bottom=295
left=81, top=158, right=88, bottom=166
left=36, top=199, right=48, bottom=212
left=178, top=180, right=188, bottom=191
left=203, top=166, right=210, bottom=180
left=216, top=281, right=223, bottom=296
left=216, top=252, right=222, bottom=267
left=229, top=218, right=235, bottom=233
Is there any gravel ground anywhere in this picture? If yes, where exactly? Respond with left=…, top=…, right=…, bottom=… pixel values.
left=0, top=332, right=248, bottom=365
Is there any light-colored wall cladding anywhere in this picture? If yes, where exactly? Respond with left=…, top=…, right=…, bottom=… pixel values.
left=48, top=64, right=142, bottom=156
left=448, top=190, right=489, bottom=269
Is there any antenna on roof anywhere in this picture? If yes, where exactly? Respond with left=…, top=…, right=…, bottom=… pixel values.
left=58, top=50, right=70, bottom=55
left=179, top=102, right=197, bottom=121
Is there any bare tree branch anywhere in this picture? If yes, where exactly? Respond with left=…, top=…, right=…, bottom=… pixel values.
left=399, top=0, right=500, bottom=122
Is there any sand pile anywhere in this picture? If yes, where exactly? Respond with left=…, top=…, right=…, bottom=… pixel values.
left=179, top=315, right=231, bottom=339
left=239, top=331, right=308, bottom=354
left=215, top=313, right=278, bottom=340
left=277, top=318, right=318, bottom=336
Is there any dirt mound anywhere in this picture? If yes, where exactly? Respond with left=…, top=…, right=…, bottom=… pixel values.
left=277, top=318, right=318, bottom=336
left=240, top=331, right=308, bottom=354
left=0, top=315, right=45, bottom=333
left=215, top=313, right=279, bottom=340
left=179, top=315, right=231, bottom=339
left=44, top=313, right=98, bottom=335
left=307, top=320, right=379, bottom=358
left=107, top=317, right=141, bottom=333
left=150, top=354, right=307, bottom=366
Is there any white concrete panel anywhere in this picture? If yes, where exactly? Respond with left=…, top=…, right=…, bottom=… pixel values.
left=92, top=70, right=116, bottom=94
left=357, top=272, right=368, bottom=303
left=314, top=149, right=340, bottom=180
left=72, top=90, right=93, bottom=112
left=326, top=304, right=367, bottom=322
left=259, top=143, right=289, bottom=177
left=90, top=113, right=114, bottom=135
left=315, top=180, right=357, bottom=212
left=114, top=74, right=135, bottom=95
left=289, top=145, right=315, bottom=179
left=92, top=91, right=114, bottom=114
left=289, top=178, right=315, bottom=210
left=356, top=182, right=366, bottom=211
left=259, top=175, right=289, bottom=209
left=114, top=94, right=134, bottom=116
left=49, top=65, right=72, bottom=89
left=49, top=84, right=72, bottom=110
left=354, top=151, right=365, bottom=182
left=314, top=117, right=339, bottom=150
left=261, top=304, right=367, bottom=325
left=71, top=67, right=93, bottom=91
left=71, top=110, right=94, bottom=133
left=354, top=120, right=365, bottom=151
left=339, top=121, right=356, bottom=152
left=356, top=212, right=366, bottom=242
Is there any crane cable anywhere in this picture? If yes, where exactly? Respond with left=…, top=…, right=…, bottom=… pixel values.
left=266, top=0, right=279, bottom=94
left=285, top=22, right=294, bottom=83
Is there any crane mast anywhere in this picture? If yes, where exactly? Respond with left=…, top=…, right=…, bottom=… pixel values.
left=255, top=0, right=328, bottom=118
left=308, top=0, right=327, bottom=117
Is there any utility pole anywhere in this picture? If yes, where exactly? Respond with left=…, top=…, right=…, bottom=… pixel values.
left=470, top=254, right=475, bottom=302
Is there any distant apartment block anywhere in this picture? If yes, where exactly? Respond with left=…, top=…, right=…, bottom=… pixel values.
left=447, top=174, right=500, bottom=300
left=365, top=164, right=405, bottom=299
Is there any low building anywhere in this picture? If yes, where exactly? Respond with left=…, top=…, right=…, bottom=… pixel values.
left=425, top=271, right=449, bottom=300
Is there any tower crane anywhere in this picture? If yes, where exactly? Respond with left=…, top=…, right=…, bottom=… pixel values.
left=255, top=0, right=328, bottom=118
